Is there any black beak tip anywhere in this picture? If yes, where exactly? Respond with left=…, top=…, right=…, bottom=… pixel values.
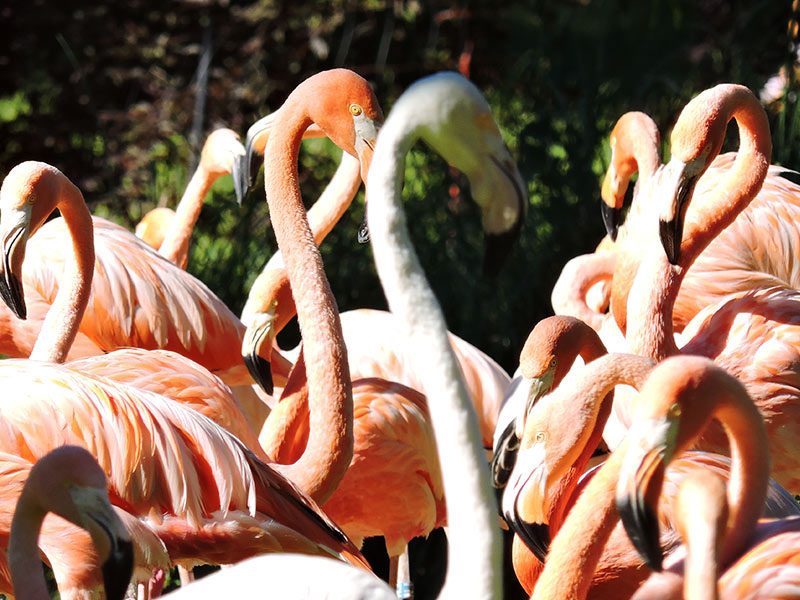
left=515, top=520, right=551, bottom=562
left=244, top=351, right=274, bottom=396
left=600, top=202, right=622, bottom=242
left=102, top=538, right=134, bottom=600
left=0, top=274, right=26, bottom=320
left=233, top=155, right=247, bottom=206
left=617, top=495, right=664, bottom=572
left=658, top=219, right=680, bottom=266
left=483, top=227, right=519, bottom=277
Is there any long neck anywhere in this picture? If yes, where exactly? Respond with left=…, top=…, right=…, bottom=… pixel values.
left=714, top=386, right=769, bottom=565
left=548, top=354, right=653, bottom=530
left=368, top=117, right=502, bottom=598
left=626, top=251, right=683, bottom=360
left=30, top=181, right=95, bottom=363
left=550, top=253, right=615, bottom=331
left=158, top=164, right=218, bottom=269
left=261, top=105, right=352, bottom=505
left=532, top=441, right=628, bottom=600
left=679, top=91, right=771, bottom=271
left=9, top=487, right=49, bottom=600
left=682, top=507, right=723, bottom=600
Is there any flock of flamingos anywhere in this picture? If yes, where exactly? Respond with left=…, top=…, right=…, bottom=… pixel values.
left=0, top=64, right=799, bottom=599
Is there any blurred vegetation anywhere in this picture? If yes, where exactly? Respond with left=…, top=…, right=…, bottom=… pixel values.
left=1, top=0, right=798, bottom=376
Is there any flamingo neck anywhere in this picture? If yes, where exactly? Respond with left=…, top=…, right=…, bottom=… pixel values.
left=367, top=114, right=502, bottom=598
left=261, top=105, right=352, bottom=505
left=550, top=253, right=616, bottom=331
left=30, top=182, right=95, bottom=363
left=679, top=91, right=771, bottom=270
left=9, top=487, right=49, bottom=600
left=713, top=387, right=769, bottom=565
left=626, top=250, right=683, bottom=360
left=532, top=441, right=628, bottom=600
left=158, top=164, right=219, bottom=269
left=547, top=354, right=653, bottom=530
left=682, top=511, right=722, bottom=600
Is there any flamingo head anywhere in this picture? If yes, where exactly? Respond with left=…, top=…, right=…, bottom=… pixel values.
left=22, top=446, right=134, bottom=600
left=616, top=356, right=734, bottom=571
left=198, top=128, right=246, bottom=203
left=239, top=69, right=383, bottom=208
left=502, top=378, right=601, bottom=561
left=241, top=304, right=278, bottom=395
left=0, top=161, right=69, bottom=319
left=134, top=206, right=175, bottom=250
left=600, top=111, right=661, bottom=241
left=391, top=72, right=526, bottom=274
left=657, top=85, right=750, bottom=265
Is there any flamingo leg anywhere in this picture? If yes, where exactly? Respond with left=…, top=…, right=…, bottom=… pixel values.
left=396, top=547, right=414, bottom=599
left=178, top=565, right=194, bottom=587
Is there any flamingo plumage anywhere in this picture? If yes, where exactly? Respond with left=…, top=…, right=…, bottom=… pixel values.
left=607, top=84, right=800, bottom=492
left=0, top=161, right=252, bottom=390
left=601, top=111, right=800, bottom=334
left=616, top=356, right=800, bottom=600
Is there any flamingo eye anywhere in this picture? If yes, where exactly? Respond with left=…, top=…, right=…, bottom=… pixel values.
left=349, top=104, right=363, bottom=116
left=535, top=432, right=545, bottom=443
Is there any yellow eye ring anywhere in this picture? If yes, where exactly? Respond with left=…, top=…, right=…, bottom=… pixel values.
left=349, top=103, right=363, bottom=116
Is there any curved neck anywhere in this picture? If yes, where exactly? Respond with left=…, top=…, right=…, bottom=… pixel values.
left=532, top=441, right=629, bottom=600
left=679, top=91, right=771, bottom=270
left=713, top=386, right=769, bottom=565
left=368, top=116, right=502, bottom=598
left=9, top=486, right=49, bottom=599
left=550, top=253, right=615, bottom=332
left=261, top=103, right=353, bottom=505
left=158, top=164, right=219, bottom=269
left=616, top=115, right=661, bottom=185
left=30, top=181, right=95, bottom=363
left=547, top=353, right=653, bottom=529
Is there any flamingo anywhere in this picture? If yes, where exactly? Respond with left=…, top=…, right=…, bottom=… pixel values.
left=149, top=70, right=525, bottom=600
left=366, top=71, right=525, bottom=598
left=147, top=127, right=245, bottom=269
left=491, top=316, right=607, bottom=496
left=135, top=206, right=174, bottom=251
left=603, top=110, right=800, bottom=333
left=0, top=359, right=367, bottom=583
left=0, top=161, right=253, bottom=390
left=631, top=470, right=800, bottom=599
left=8, top=446, right=133, bottom=600
left=615, top=356, right=800, bottom=599
left=504, top=350, right=799, bottom=597
left=527, top=355, right=792, bottom=600
left=610, top=84, right=800, bottom=491
left=0, top=450, right=169, bottom=599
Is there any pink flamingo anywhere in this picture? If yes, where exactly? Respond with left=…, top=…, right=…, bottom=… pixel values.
left=7, top=446, right=134, bottom=600
left=616, top=356, right=800, bottom=599
left=611, top=84, right=800, bottom=492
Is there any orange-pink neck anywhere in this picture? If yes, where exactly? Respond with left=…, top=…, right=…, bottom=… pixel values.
left=158, top=164, right=219, bottom=269
left=262, top=102, right=353, bottom=505
left=30, top=181, right=95, bottom=363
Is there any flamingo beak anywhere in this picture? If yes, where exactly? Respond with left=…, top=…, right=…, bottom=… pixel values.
left=517, top=370, right=556, bottom=439
left=241, top=312, right=277, bottom=395
left=600, top=201, right=623, bottom=242
left=354, top=118, right=378, bottom=245
left=97, top=518, right=135, bottom=600
left=515, top=520, right=551, bottom=562
left=491, top=418, right=520, bottom=494
left=616, top=443, right=668, bottom=572
left=232, top=152, right=247, bottom=206
left=482, top=155, right=526, bottom=277
left=503, top=442, right=552, bottom=561
left=0, top=223, right=28, bottom=320
left=658, top=161, right=698, bottom=266
left=242, top=113, right=279, bottom=200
